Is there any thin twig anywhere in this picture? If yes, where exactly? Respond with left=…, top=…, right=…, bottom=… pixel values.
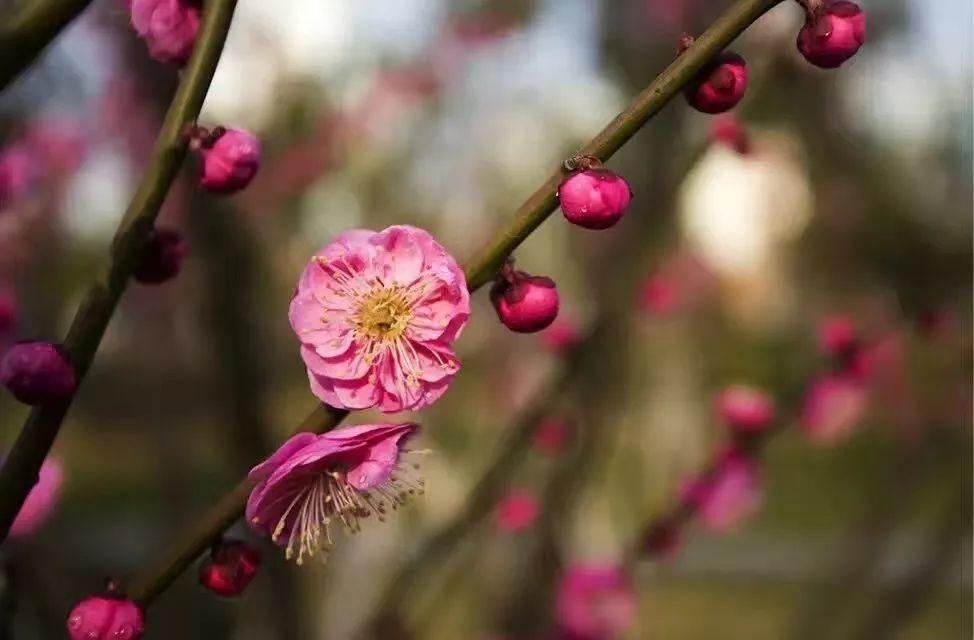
left=0, top=0, right=93, bottom=91
left=0, top=0, right=240, bottom=542
left=125, top=0, right=784, bottom=608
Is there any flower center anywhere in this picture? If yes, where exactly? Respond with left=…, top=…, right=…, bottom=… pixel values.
left=354, top=287, right=412, bottom=341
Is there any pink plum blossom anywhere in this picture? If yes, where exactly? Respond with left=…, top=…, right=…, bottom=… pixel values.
left=289, top=226, right=469, bottom=412
left=247, top=423, right=423, bottom=564
left=681, top=448, right=762, bottom=532
left=129, top=0, right=200, bottom=66
left=801, top=374, right=868, bottom=444
left=22, top=118, right=87, bottom=177
left=555, top=563, right=636, bottom=640
left=639, top=274, right=681, bottom=315
left=493, top=489, right=539, bottom=534
left=9, top=456, right=63, bottom=538
left=818, top=315, right=857, bottom=357
left=715, top=385, right=775, bottom=433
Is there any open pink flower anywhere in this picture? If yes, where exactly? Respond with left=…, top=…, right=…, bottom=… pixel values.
left=290, top=226, right=469, bottom=413
left=10, top=456, right=63, bottom=538
left=247, top=423, right=423, bottom=564
left=801, top=374, right=868, bottom=444
left=493, top=489, right=539, bottom=533
left=681, top=448, right=762, bottom=532
left=555, top=563, right=636, bottom=640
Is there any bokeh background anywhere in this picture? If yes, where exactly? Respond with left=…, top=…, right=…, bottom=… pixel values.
left=0, top=0, right=971, bottom=638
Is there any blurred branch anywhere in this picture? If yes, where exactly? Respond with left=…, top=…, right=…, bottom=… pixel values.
left=853, top=481, right=971, bottom=640
left=0, top=0, right=92, bottom=91
left=363, top=325, right=601, bottom=636
left=188, top=198, right=306, bottom=638
left=0, top=0, right=240, bottom=543
left=125, top=0, right=783, bottom=608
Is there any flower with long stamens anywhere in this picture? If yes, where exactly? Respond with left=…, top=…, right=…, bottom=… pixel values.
left=246, top=423, right=424, bottom=565
left=290, top=225, right=469, bottom=412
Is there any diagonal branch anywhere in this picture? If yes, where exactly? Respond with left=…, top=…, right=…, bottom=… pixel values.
left=126, top=0, right=785, bottom=608
left=0, top=0, right=94, bottom=91
left=0, top=0, right=240, bottom=543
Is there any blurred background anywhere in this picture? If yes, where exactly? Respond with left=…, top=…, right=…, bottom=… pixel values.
left=0, top=0, right=971, bottom=638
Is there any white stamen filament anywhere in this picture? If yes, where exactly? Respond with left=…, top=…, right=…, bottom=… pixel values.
left=271, top=459, right=426, bottom=565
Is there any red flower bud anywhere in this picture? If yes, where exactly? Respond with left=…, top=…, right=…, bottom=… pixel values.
left=715, top=385, right=775, bottom=433
left=198, top=127, right=261, bottom=194
left=558, top=168, right=632, bottom=230
left=199, top=539, right=262, bottom=597
left=797, top=1, right=865, bottom=69
left=0, top=341, right=75, bottom=405
left=684, top=52, right=748, bottom=114
left=491, top=270, right=560, bottom=333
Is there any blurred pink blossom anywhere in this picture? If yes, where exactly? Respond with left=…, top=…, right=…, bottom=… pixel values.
left=539, top=317, right=582, bottom=354
left=801, top=374, right=868, bottom=444
left=555, top=563, right=636, bottom=640
left=681, top=448, right=762, bottom=532
left=0, top=147, right=36, bottom=206
left=247, top=423, right=421, bottom=564
left=709, top=115, right=750, bottom=154
left=290, top=226, right=469, bottom=412
left=493, top=489, right=539, bottom=534
left=639, top=274, right=681, bottom=315
left=22, top=118, right=87, bottom=177
left=9, top=456, right=63, bottom=538
left=715, top=385, right=775, bottom=433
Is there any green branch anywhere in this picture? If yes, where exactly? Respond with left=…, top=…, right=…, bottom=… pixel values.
left=0, top=0, right=94, bottom=91
left=125, top=0, right=784, bottom=608
left=0, top=0, right=240, bottom=543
